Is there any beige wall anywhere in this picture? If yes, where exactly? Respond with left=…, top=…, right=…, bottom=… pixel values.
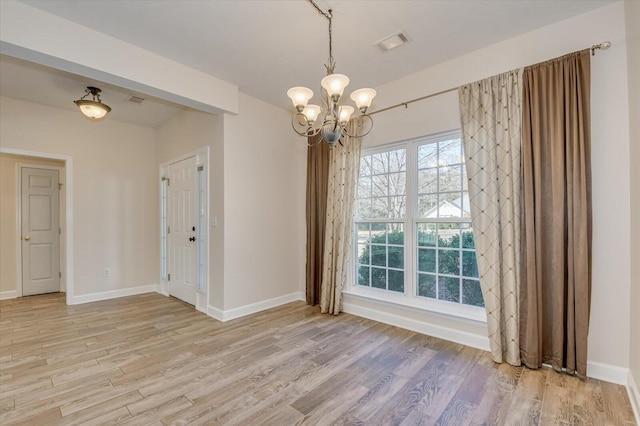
left=0, top=96, right=158, bottom=299
left=156, top=108, right=225, bottom=310
left=156, top=94, right=307, bottom=313
left=625, top=0, right=640, bottom=403
left=355, top=2, right=632, bottom=374
left=0, top=154, right=64, bottom=295
left=222, top=93, right=306, bottom=310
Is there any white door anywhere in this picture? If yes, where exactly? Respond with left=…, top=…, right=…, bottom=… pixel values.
left=168, top=156, right=198, bottom=305
left=21, top=167, right=60, bottom=296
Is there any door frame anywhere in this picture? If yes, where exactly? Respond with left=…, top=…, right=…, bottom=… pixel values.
left=17, top=164, right=64, bottom=297
left=1, top=147, right=74, bottom=304
left=159, top=146, right=210, bottom=313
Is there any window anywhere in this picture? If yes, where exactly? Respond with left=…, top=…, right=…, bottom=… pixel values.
left=354, top=131, right=484, bottom=318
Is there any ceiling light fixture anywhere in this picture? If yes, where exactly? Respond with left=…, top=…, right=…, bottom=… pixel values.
left=287, top=0, right=376, bottom=149
left=74, top=86, right=111, bottom=120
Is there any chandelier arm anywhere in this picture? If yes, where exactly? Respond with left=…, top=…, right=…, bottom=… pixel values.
left=307, top=136, right=324, bottom=147
left=291, top=113, right=322, bottom=138
left=341, top=115, right=374, bottom=138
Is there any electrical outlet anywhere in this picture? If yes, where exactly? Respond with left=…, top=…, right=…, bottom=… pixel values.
left=103, top=268, right=111, bottom=277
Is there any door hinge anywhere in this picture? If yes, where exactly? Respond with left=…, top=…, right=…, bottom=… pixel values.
left=59, top=228, right=61, bottom=235
left=167, top=226, right=170, bottom=234
left=168, top=273, right=171, bottom=281
left=58, top=183, right=63, bottom=190
left=166, top=178, right=170, bottom=186
left=59, top=272, right=62, bottom=278
left=197, top=165, right=204, bottom=172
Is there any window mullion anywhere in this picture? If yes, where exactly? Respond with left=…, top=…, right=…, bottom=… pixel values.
left=405, top=141, right=417, bottom=299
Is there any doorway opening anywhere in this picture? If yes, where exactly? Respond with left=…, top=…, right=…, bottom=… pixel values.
left=0, top=148, right=73, bottom=303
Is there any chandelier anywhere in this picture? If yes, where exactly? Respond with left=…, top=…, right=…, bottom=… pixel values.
left=287, top=0, right=376, bottom=149
left=74, top=86, right=111, bottom=120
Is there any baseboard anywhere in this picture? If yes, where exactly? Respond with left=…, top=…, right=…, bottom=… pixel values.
left=342, top=300, right=491, bottom=352
left=628, top=370, right=640, bottom=424
left=586, top=360, right=629, bottom=385
left=0, top=290, right=19, bottom=300
left=68, top=284, right=160, bottom=305
left=206, top=291, right=304, bottom=322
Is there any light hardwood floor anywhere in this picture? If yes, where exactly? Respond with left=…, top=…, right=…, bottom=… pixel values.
left=0, top=293, right=636, bottom=425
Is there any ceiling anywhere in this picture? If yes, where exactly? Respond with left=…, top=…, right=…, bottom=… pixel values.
left=2, top=0, right=616, bottom=127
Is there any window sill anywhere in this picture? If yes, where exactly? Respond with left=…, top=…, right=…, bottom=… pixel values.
left=343, top=287, right=487, bottom=323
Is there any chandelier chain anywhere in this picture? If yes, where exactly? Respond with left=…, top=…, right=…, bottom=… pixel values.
left=306, top=0, right=334, bottom=73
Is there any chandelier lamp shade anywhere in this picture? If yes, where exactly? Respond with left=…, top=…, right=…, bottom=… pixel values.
left=74, top=86, right=111, bottom=120
left=287, top=1, right=376, bottom=149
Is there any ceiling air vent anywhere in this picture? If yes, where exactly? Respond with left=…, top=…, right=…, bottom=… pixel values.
left=375, top=31, right=410, bottom=52
left=126, top=95, right=145, bottom=104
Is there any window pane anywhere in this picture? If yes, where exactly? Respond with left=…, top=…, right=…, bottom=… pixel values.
left=462, top=251, right=478, bottom=278
left=388, top=270, right=404, bottom=292
left=356, top=222, right=370, bottom=243
left=461, top=223, right=475, bottom=248
left=462, top=167, right=468, bottom=191
left=388, top=149, right=406, bottom=172
left=418, top=169, right=438, bottom=194
left=371, top=152, right=388, bottom=175
left=438, top=223, right=460, bottom=248
left=438, top=249, right=460, bottom=275
left=439, top=276, right=460, bottom=302
left=439, top=139, right=462, bottom=166
left=388, top=173, right=406, bottom=196
left=418, top=248, right=436, bottom=272
left=357, top=244, right=369, bottom=265
left=357, top=198, right=372, bottom=220
left=418, top=144, right=438, bottom=169
left=372, top=197, right=389, bottom=219
left=438, top=192, right=464, bottom=218
left=389, top=196, right=406, bottom=219
left=387, top=223, right=404, bottom=245
left=371, top=267, right=386, bottom=289
left=418, top=194, right=438, bottom=218
left=360, top=155, right=372, bottom=177
left=371, top=244, right=387, bottom=267
left=462, top=279, right=484, bottom=307
left=358, top=266, right=370, bottom=287
left=417, top=223, right=436, bottom=247
left=358, top=176, right=372, bottom=198
left=388, top=246, right=404, bottom=269
left=372, top=174, right=388, bottom=197
left=439, top=165, right=462, bottom=193
left=418, top=273, right=436, bottom=298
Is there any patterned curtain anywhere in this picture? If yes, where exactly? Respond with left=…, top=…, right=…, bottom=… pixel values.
left=320, top=122, right=362, bottom=315
left=459, top=70, right=522, bottom=366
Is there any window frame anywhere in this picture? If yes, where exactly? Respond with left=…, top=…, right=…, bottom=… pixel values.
left=350, top=130, right=487, bottom=322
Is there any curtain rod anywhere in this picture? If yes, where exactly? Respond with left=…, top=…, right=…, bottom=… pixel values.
left=367, top=40, right=611, bottom=117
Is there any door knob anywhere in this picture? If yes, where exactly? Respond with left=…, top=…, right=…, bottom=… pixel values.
left=24, top=236, right=30, bottom=241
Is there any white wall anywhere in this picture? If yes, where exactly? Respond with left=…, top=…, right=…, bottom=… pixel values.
left=0, top=96, right=159, bottom=298
left=353, top=2, right=631, bottom=376
left=624, top=0, right=640, bottom=413
left=222, top=93, right=306, bottom=311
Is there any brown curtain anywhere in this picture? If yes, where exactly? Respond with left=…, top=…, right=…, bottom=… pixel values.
left=520, top=50, right=592, bottom=376
left=305, top=134, right=330, bottom=305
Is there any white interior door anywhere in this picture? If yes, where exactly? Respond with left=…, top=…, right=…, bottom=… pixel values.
left=168, top=156, right=198, bottom=305
left=21, top=167, right=60, bottom=296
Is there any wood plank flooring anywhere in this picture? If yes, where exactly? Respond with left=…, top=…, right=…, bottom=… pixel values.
left=0, top=293, right=636, bottom=425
